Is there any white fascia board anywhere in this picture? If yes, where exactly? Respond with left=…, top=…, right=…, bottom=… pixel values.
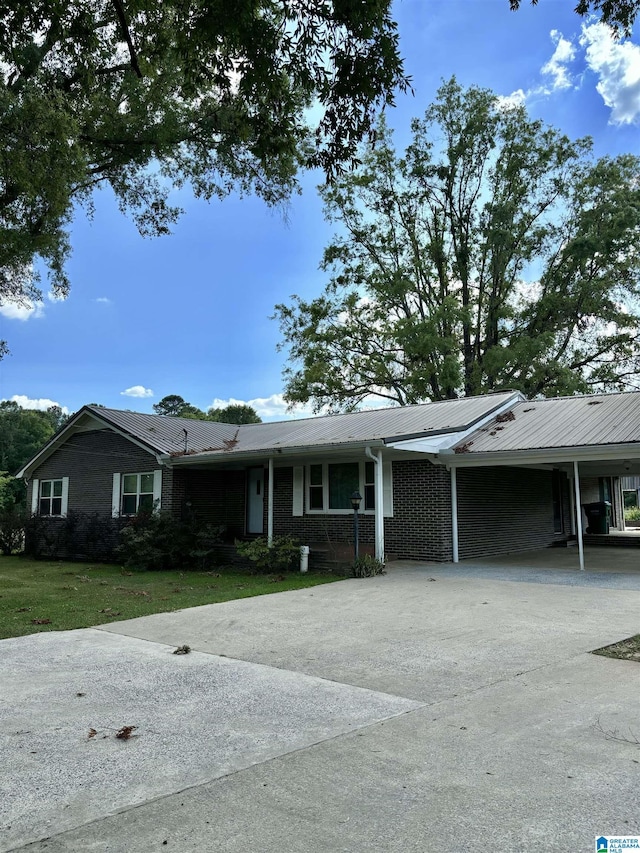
left=387, top=392, right=523, bottom=459
left=441, top=442, right=640, bottom=469
left=166, top=439, right=386, bottom=467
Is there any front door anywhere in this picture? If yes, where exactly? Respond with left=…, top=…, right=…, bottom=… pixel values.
left=247, top=468, right=264, bottom=534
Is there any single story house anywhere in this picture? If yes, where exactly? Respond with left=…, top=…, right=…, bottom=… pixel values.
left=16, top=391, right=640, bottom=568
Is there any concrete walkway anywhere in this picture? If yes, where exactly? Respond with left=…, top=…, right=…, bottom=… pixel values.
left=2, top=560, right=640, bottom=852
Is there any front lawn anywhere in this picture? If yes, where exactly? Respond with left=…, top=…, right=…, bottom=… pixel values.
left=0, top=556, right=341, bottom=639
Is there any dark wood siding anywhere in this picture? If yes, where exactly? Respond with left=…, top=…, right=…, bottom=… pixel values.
left=27, top=430, right=162, bottom=516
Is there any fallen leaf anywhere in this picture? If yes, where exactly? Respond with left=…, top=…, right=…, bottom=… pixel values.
left=115, top=725, right=137, bottom=740
left=15, top=607, right=31, bottom=612
left=31, top=618, right=51, bottom=625
left=173, top=645, right=191, bottom=655
left=88, top=728, right=97, bottom=739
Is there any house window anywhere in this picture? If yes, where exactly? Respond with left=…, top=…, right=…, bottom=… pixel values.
left=306, top=461, right=376, bottom=513
left=121, top=473, right=155, bottom=515
left=39, top=479, right=63, bottom=516
left=309, top=464, right=324, bottom=510
left=364, top=461, right=375, bottom=511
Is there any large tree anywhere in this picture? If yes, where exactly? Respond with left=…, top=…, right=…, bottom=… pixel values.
left=207, top=404, right=261, bottom=424
left=0, top=0, right=407, bottom=355
left=511, top=0, right=640, bottom=34
left=275, top=79, right=640, bottom=411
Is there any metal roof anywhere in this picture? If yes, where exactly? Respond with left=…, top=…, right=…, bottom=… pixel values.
left=457, top=392, right=640, bottom=454
left=89, top=393, right=519, bottom=460
left=87, top=408, right=239, bottom=455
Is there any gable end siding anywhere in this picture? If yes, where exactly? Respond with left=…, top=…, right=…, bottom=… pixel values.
left=26, top=430, right=164, bottom=517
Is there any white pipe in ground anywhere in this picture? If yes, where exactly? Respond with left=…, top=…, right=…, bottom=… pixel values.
left=300, top=545, right=309, bottom=573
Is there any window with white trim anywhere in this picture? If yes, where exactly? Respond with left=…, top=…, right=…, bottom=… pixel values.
left=121, top=472, right=155, bottom=515
left=306, top=461, right=375, bottom=513
left=39, top=479, right=63, bottom=516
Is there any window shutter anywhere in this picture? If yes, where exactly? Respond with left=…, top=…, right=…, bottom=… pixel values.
left=383, top=462, right=393, bottom=517
left=61, top=477, right=69, bottom=517
left=153, top=469, right=162, bottom=512
left=31, top=479, right=39, bottom=515
left=112, top=473, right=121, bottom=518
left=292, top=466, right=304, bottom=516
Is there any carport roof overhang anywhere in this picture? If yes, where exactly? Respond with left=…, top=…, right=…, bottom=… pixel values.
left=437, top=442, right=640, bottom=471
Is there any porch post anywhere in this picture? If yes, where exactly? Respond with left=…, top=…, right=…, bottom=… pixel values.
left=573, top=460, right=584, bottom=571
left=374, top=449, right=385, bottom=562
left=451, top=466, right=459, bottom=563
left=267, top=457, right=274, bottom=546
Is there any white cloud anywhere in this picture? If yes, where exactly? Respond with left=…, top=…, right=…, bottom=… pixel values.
left=209, top=393, right=397, bottom=421
left=580, top=22, right=640, bottom=124
left=0, top=300, right=44, bottom=321
left=496, top=89, right=527, bottom=110
left=7, top=394, right=68, bottom=414
left=121, top=385, right=154, bottom=398
left=96, top=297, right=112, bottom=305
left=541, top=29, right=576, bottom=90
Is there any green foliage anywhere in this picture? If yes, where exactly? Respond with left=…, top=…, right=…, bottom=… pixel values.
left=276, top=79, right=640, bottom=411
left=624, top=490, right=638, bottom=509
left=509, top=0, right=639, bottom=34
left=153, top=395, right=262, bottom=424
left=235, top=536, right=301, bottom=573
left=115, top=512, right=224, bottom=571
left=624, top=506, right=640, bottom=521
left=0, top=0, right=407, bottom=354
left=350, top=554, right=386, bottom=578
left=152, top=395, right=205, bottom=419
left=0, top=507, right=29, bottom=555
left=0, top=401, right=68, bottom=476
left=207, top=404, right=262, bottom=424
left=24, top=511, right=120, bottom=560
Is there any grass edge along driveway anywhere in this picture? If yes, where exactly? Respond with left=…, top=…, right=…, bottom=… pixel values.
left=0, top=556, right=341, bottom=639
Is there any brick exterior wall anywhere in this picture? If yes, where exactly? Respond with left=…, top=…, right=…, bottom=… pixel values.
left=24, top=428, right=573, bottom=563
left=271, top=461, right=452, bottom=562
left=456, top=467, right=570, bottom=560
left=172, top=468, right=246, bottom=540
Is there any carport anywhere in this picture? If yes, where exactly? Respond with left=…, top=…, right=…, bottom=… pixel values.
left=442, top=394, right=640, bottom=571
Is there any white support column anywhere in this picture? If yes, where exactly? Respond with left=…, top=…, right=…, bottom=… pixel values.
left=451, top=467, right=459, bottom=564
left=573, top=460, right=584, bottom=571
left=267, top=458, right=274, bottom=546
left=374, top=449, right=385, bottom=562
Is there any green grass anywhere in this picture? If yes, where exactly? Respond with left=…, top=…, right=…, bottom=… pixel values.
left=0, top=556, right=341, bottom=639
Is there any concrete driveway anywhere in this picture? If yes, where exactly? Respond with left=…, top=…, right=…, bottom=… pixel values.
left=2, top=559, right=640, bottom=852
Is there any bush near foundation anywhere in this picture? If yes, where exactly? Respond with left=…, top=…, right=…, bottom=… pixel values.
left=235, top=536, right=301, bottom=573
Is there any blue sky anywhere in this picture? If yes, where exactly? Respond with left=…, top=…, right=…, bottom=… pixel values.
left=1, top=0, right=639, bottom=420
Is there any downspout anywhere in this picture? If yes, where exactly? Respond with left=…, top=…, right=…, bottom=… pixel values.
left=573, top=460, right=585, bottom=571
left=267, top=457, right=274, bottom=546
left=365, top=446, right=385, bottom=563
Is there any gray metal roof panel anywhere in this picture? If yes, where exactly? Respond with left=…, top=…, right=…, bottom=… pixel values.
left=90, top=393, right=518, bottom=459
left=88, top=408, right=239, bottom=455
left=458, top=393, right=640, bottom=454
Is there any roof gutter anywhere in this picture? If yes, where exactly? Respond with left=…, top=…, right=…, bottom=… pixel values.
left=161, top=438, right=386, bottom=467
left=439, top=441, right=640, bottom=468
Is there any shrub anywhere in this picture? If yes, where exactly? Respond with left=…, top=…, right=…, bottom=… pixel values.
left=351, top=554, right=386, bottom=578
left=115, top=512, right=224, bottom=571
left=235, top=536, right=301, bottom=573
left=625, top=506, right=640, bottom=522
left=0, top=507, right=29, bottom=555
